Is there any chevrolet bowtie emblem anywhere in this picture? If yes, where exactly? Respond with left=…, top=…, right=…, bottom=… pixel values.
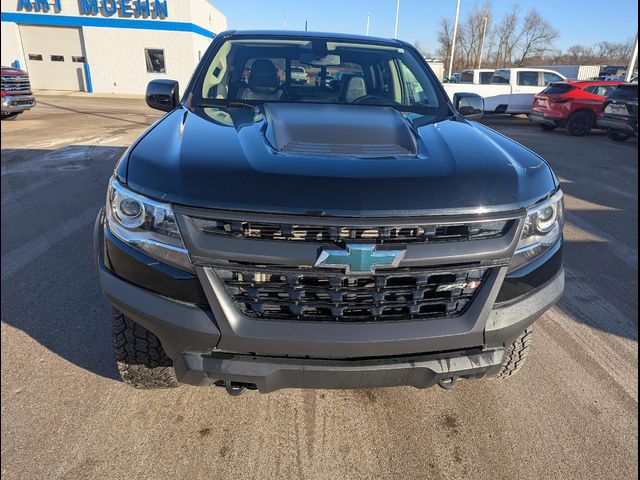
left=314, top=244, right=406, bottom=274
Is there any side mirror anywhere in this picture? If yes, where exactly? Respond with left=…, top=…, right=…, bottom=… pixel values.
left=146, top=79, right=179, bottom=112
left=453, top=92, right=484, bottom=120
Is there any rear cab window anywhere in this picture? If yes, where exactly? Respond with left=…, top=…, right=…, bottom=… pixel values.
left=459, top=71, right=474, bottom=83
left=491, top=70, right=510, bottom=84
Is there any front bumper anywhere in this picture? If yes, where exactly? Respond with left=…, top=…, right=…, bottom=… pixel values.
left=597, top=116, right=638, bottom=136
left=529, top=111, right=564, bottom=127
left=95, top=211, right=564, bottom=392
left=1, top=94, right=35, bottom=113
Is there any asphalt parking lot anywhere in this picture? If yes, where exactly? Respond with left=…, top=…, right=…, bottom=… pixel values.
left=1, top=94, right=637, bottom=480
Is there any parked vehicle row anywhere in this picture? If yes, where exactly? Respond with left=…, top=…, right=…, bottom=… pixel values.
left=530, top=80, right=638, bottom=141
left=442, top=67, right=567, bottom=114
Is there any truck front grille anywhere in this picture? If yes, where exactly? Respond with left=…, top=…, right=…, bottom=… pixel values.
left=192, top=217, right=511, bottom=244
left=214, top=265, right=488, bottom=322
left=1, top=76, right=31, bottom=93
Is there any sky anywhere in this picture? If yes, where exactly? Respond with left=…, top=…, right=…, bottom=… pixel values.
left=212, top=0, right=638, bottom=55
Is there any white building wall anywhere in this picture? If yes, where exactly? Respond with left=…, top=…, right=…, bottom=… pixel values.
left=0, top=21, right=27, bottom=68
left=0, top=0, right=227, bottom=93
left=82, top=28, right=199, bottom=94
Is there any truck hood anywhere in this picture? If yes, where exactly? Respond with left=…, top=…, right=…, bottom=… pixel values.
left=124, top=104, right=557, bottom=216
left=1, top=67, right=28, bottom=76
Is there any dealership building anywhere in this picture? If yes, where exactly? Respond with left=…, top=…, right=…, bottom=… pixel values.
left=0, top=0, right=226, bottom=94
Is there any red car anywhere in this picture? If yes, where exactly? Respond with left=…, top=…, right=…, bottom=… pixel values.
left=529, top=80, right=622, bottom=136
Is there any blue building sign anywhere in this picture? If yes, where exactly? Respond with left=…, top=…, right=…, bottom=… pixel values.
left=17, top=0, right=169, bottom=18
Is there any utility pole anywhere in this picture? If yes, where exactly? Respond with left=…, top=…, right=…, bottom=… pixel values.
left=448, top=0, right=461, bottom=79
left=477, top=16, right=488, bottom=69
left=305, top=20, right=308, bottom=32
left=626, top=32, right=638, bottom=82
left=394, top=0, right=400, bottom=39
left=366, top=13, right=371, bottom=36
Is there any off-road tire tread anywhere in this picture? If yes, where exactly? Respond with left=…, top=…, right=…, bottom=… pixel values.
left=112, top=309, right=179, bottom=389
left=495, top=327, right=533, bottom=379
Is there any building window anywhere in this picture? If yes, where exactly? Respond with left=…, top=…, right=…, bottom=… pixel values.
left=51, top=55, right=64, bottom=62
left=72, top=56, right=86, bottom=63
left=28, top=54, right=43, bottom=61
left=145, top=49, right=166, bottom=73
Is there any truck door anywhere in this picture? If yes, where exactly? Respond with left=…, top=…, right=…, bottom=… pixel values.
left=508, top=70, right=543, bottom=113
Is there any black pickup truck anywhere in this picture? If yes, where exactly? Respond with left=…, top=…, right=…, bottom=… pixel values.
left=95, top=31, right=564, bottom=394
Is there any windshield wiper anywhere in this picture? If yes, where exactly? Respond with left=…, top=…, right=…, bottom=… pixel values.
left=194, top=101, right=258, bottom=110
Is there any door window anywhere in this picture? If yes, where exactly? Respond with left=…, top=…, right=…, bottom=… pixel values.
left=591, top=85, right=616, bottom=97
left=459, top=71, right=474, bottom=83
left=517, top=71, right=538, bottom=86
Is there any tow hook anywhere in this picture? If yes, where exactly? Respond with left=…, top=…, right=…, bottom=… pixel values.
left=437, top=376, right=458, bottom=390
left=224, top=381, right=246, bottom=396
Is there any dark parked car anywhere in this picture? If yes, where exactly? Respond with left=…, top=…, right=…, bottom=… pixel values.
left=598, top=83, right=638, bottom=141
left=96, top=31, right=564, bottom=394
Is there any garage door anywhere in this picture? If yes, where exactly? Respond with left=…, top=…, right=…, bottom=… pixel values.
left=19, top=25, right=88, bottom=91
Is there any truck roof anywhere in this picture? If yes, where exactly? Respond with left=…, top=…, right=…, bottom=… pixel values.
left=461, top=68, right=494, bottom=73
left=493, top=67, right=566, bottom=74
left=218, top=30, right=404, bottom=47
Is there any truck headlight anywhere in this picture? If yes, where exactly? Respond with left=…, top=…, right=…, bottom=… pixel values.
left=105, top=177, right=194, bottom=273
left=508, top=190, right=564, bottom=273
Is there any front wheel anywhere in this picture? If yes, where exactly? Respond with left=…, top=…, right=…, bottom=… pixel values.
left=607, top=131, right=630, bottom=142
left=112, top=309, right=179, bottom=389
left=492, top=327, right=533, bottom=379
left=566, top=111, right=594, bottom=136
left=1, top=112, right=20, bottom=121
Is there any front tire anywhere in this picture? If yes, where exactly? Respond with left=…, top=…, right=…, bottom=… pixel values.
left=493, top=327, right=533, bottom=379
left=566, top=111, right=594, bottom=136
left=1, top=112, right=20, bottom=121
left=112, top=309, right=179, bottom=389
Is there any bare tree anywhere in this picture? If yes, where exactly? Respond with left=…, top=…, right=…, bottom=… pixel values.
left=436, top=18, right=454, bottom=69
left=513, top=10, right=559, bottom=65
left=492, top=6, right=519, bottom=67
left=436, top=1, right=493, bottom=72
left=543, top=39, right=634, bottom=66
left=413, top=40, right=433, bottom=59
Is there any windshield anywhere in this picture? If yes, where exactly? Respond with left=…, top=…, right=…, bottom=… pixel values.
left=193, top=36, right=448, bottom=118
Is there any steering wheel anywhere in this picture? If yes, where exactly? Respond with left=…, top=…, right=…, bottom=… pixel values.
left=351, top=94, right=401, bottom=106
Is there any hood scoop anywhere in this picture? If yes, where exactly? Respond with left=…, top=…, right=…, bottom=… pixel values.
left=263, top=103, right=418, bottom=157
